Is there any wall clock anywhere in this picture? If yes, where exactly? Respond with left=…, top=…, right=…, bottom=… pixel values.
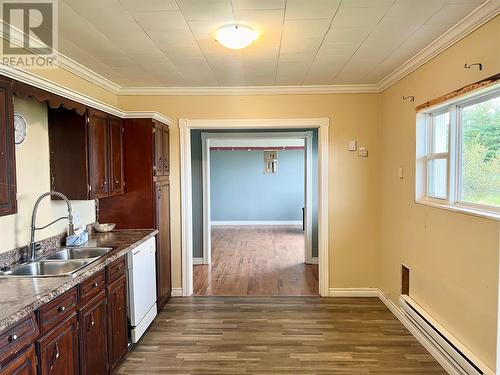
left=14, top=113, right=27, bottom=145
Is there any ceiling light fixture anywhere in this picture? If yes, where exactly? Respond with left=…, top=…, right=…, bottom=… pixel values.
left=216, top=24, right=257, bottom=50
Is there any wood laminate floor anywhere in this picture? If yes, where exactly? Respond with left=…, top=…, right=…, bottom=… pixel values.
left=193, top=226, right=318, bottom=296
left=116, top=297, right=446, bottom=375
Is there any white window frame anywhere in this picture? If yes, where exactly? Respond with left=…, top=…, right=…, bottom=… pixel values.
left=416, top=83, right=500, bottom=221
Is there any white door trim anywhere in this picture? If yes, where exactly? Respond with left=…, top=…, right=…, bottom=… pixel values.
left=179, top=118, right=330, bottom=297
left=201, top=131, right=314, bottom=266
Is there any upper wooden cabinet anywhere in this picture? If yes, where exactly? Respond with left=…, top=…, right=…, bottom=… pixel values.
left=48, top=107, right=124, bottom=200
left=154, top=121, right=169, bottom=176
left=0, top=76, right=16, bottom=217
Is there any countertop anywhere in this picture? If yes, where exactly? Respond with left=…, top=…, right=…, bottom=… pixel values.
left=0, top=229, right=158, bottom=333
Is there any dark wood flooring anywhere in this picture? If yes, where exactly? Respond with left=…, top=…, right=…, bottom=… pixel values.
left=116, top=297, right=446, bottom=375
left=194, top=226, right=319, bottom=296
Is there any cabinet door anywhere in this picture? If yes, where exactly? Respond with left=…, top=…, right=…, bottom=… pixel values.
left=162, top=125, right=169, bottom=175
left=155, top=180, right=171, bottom=311
left=88, top=109, right=109, bottom=198
left=108, top=116, right=124, bottom=196
left=0, top=77, right=16, bottom=216
left=153, top=121, right=163, bottom=176
left=79, top=292, right=108, bottom=375
left=0, top=345, right=36, bottom=375
left=37, top=314, right=79, bottom=375
left=107, top=276, right=128, bottom=371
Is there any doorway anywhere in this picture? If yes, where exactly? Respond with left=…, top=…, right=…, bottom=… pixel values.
left=194, top=132, right=315, bottom=295
left=179, top=118, right=330, bottom=297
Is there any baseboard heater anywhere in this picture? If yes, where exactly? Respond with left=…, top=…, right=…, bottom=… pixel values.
left=399, top=296, right=483, bottom=375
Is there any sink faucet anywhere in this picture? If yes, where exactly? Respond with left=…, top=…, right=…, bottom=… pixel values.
left=29, top=191, right=75, bottom=262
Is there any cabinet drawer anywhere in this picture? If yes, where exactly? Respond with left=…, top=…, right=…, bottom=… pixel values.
left=107, top=256, right=126, bottom=284
left=0, top=314, right=38, bottom=365
left=79, top=270, right=105, bottom=305
left=38, top=288, right=77, bottom=335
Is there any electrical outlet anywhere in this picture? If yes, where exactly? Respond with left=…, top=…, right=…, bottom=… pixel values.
left=358, top=147, right=368, bottom=157
left=348, top=140, right=357, bottom=151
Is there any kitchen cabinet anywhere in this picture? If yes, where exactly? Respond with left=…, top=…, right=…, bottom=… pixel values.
left=88, top=109, right=109, bottom=199
left=0, top=76, right=16, bottom=217
left=37, top=314, right=79, bottom=375
left=154, top=121, right=169, bottom=176
left=156, top=180, right=172, bottom=309
left=79, top=291, right=108, bottom=375
left=107, top=276, right=128, bottom=371
left=0, top=345, right=37, bottom=375
left=109, top=116, right=124, bottom=196
left=48, top=107, right=124, bottom=200
left=99, top=118, right=172, bottom=312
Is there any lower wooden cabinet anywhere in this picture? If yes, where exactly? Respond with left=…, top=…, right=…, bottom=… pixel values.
left=36, top=314, right=79, bottom=375
left=107, top=276, right=128, bottom=371
left=79, top=291, right=108, bottom=375
left=1, top=255, right=130, bottom=375
left=0, top=345, right=36, bottom=375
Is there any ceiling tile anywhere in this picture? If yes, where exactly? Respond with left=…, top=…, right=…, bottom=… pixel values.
left=340, top=0, right=395, bottom=7
left=119, top=0, right=179, bottom=11
left=148, top=31, right=198, bottom=48
left=133, top=11, right=190, bottom=32
left=176, top=0, right=233, bottom=20
left=332, top=6, right=388, bottom=28
left=234, top=9, right=284, bottom=33
left=285, top=0, right=341, bottom=19
left=232, top=0, right=286, bottom=10
left=283, top=19, right=331, bottom=38
left=386, top=0, right=448, bottom=17
left=323, top=27, right=370, bottom=45
left=425, top=3, right=480, bottom=25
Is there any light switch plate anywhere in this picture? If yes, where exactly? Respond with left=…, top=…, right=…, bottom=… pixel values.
left=348, top=140, right=357, bottom=151
left=359, top=148, right=368, bottom=157
left=399, top=165, right=404, bottom=179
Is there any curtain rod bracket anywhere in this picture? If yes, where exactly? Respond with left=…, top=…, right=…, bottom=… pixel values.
left=464, top=62, right=482, bottom=70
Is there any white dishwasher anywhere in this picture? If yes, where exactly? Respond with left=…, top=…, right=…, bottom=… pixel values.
left=127, top=237, right=157, bottom=343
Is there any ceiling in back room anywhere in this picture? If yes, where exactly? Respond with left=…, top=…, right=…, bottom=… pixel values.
left=58, top=0, right=491, bottom=88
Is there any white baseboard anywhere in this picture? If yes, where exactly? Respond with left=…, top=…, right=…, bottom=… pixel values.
left=171, top=288, right=183, bottom=297
left=328, top=288, right=379, bottom=297
left=305, top=257, right=318, bottom=265
left=211, top=220, right=303, bottom=226
left=193, top=258, right=206, bottom=265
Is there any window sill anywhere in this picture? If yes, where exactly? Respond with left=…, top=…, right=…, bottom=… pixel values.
left=415, top=199, right=500, bottom=221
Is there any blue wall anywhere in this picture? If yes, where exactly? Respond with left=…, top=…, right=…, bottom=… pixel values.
left=191, top=129, right=318, bottom=259
left=211, top=150, right=304, bottom=221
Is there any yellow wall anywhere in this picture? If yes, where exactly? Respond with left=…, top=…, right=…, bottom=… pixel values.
left=118, top=93, right=383, bottom=293
left=0, top=97, right=95, bottom=253
left=379, top=15, right=500, bottom=370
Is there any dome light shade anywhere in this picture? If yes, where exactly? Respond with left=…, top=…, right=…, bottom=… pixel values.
left=216, top=25, right=257, bottom=50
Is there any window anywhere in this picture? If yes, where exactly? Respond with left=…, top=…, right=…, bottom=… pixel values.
left=416, top=85, right=500, bottom=219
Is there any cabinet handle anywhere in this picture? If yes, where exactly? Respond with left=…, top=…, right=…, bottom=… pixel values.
left=58, top=306, right=66, bottom=313
left=88, top=313, right=95, bottom=331
left=8, top=334, right=17, bottom=342
left=92, top=282, right=98, bottom=288
left=104, top=180, right=107, bottom=185
left=50, top=341, right=60, bottom=371
left=115, top=179, right=119, bottom=185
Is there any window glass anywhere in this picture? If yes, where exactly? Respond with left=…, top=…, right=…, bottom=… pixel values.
left=427, top=158, right=447, bottom=199
left=461, top=96, right=500, bottom=207
left=432, top=112, right=449, bottom=153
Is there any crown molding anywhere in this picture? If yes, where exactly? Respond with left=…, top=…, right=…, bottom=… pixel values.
left=118, top=84, right=380, bottom=96
left=377, top=0, right=500, bottom=91
left=0, top=63, right=172, bottom=124
left=1, top=1, right=498, bottom=96
left=121, top=111, right=172, bottom=125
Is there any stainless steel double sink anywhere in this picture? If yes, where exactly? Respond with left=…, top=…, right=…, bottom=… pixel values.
left=0, top=247, right=113, bottom=278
